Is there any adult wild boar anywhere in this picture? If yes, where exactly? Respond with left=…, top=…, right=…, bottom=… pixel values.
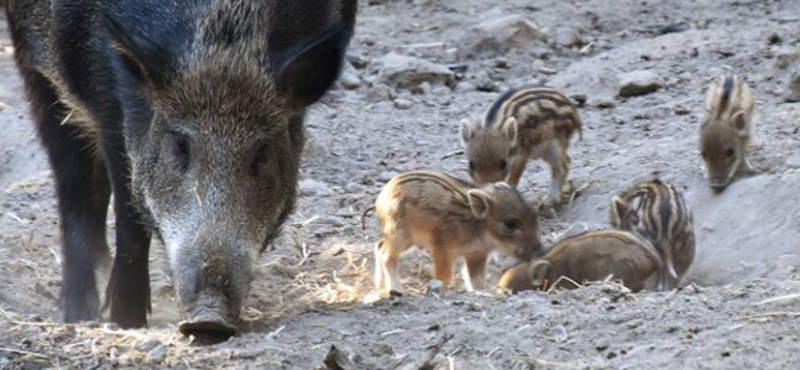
left=5, top=0, right=357, bottom=338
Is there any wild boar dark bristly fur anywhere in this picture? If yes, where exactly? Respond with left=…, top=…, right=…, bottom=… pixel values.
left=6, top=0, right=357, bottom=336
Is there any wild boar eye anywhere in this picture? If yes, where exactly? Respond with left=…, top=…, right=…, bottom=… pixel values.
left=251, top=143, right=273, bottom=175
left=167, top=132, right=190, bottom=170
left=502, top=218, right=520, bottom=233
left=701, top=150, right=707, bottom=159
left=499, top=160, right=508, bottom=171
left=726, top=148, right=735, bottom=158
left=469, top=161, right=475, bottom=171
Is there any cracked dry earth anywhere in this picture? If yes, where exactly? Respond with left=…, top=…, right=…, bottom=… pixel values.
left=2, top=0, right=800, bottom=369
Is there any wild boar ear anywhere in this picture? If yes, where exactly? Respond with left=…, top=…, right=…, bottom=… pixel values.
left=467, top=189, right=493, bottom=219
left=459, top=119, right=475, bottom=146
left=104, top=15, right=177, bottom=86
left=500, top=117, right=519, bottom=145
left=275, top=23, right=352, bottom=109
left=730, top=111, right=748, bottom=134
left=528, top=260, right=551, bottom=288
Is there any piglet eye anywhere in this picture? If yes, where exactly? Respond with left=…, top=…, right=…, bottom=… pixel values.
left=503, top=218, right=520, bottom=233
left=469, top=161, right=475, bottom=171
left=726, top=148, right=735, bottom=158
left=500, top=160, right=508, bottom=171
left=701, top=150, right=707, bottom=159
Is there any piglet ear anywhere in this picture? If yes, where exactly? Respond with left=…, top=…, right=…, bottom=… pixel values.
left=730, top=111, right=748, bottom=134
left=274, top=23, right=352, bottom=109
left=459, top=119, right=474, bottom=146
left=467, top=189, right=493, bottom=219
left=500, top=117, right=519, bottom=145
left=610, top=195, right=628, bottom=229
left=528, top=260, right=551, bottom=289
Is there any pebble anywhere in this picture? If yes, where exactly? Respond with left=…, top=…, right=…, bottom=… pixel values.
left=553, top=27, right=585, bottom=48
left=367, top=84, right=394, bottom=102
left=135, top=340, right=162, bottom=353
left=146, top=345, right=167, bottom=363
left=455, top=81, right=477, bottom=93
left=458, top=15, right=548, bottom=58
left=378, top=171, right=399, bottom=183
left=378, top=53, right=455, bottom=90
left=299, top=179, right=331, bottom=196
left=393, top=98, right=413, bottom=110
left=427, top=279, right=445, bottom=295
left=674, top=104, right=691, bottom=115
left=617, top=70, right=664, bottom=97
left=339, top=70, right=361, bottom=90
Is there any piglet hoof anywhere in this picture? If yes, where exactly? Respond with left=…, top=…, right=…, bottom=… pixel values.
left=538, top=201, right=560, bottom=219
left=389, top=289, right=404, bottom=298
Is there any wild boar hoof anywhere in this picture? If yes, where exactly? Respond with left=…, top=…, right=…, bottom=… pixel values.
left=178, top=317, right=238, bottom=344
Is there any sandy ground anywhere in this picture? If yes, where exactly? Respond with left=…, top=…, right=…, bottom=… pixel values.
left=1, top=0, right=800, bottom=369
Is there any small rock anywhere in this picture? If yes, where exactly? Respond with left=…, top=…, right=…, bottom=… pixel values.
left=617, top=70, right=664, bottom=97
left=367, top=84, right=394, bottom=102
left=595, top=339, right=609, bottom=352
left=674, top=104, right=691, bottom=115
left=769, top=32, right=782, bottom=45
left=393, top=98, right=413, bottom=110
left=361, top=35, right=376, bottom=46
left=455, top=81, right=476, bottom=93
left=570, top=94, right=587, bottom=107
left=339, top=69, right=361, bottom=90
left=474, top=71, right=500, bottom=92
left=411, top=82, right=431, bottom=95
left=774, top=47, right=800, bottom=70
left=299, top=179, right=331, bottom=196
left=458, top=15, right=548, bottom=58
left=378, top=53, right=455, bottom=90
left=427, top=279, right=445, bottom=295
left=431, top=85, right=452, bottom=96
left=553, top=27, right=584, bottom=48
left=494, top=57, right=509, bottom=69
left=344, top=182, right=363, bottom=193
left=593, top=98, right=617, bottom=109
left=785, top=71, right=800, bottom=102
left=316, top=216, right=346, bottom=227
left=346, top=54, right=369, bottom=69
left=378, top=171, right=399, bottom=183
left=532, top=59, right=557, bottom=75
left=135, top=340, right=162, bottom=353
left=146, top=345, right=167, bottom=363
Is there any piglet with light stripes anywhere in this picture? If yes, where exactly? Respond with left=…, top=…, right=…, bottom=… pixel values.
left=460, top=86, right=583, bottom=211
